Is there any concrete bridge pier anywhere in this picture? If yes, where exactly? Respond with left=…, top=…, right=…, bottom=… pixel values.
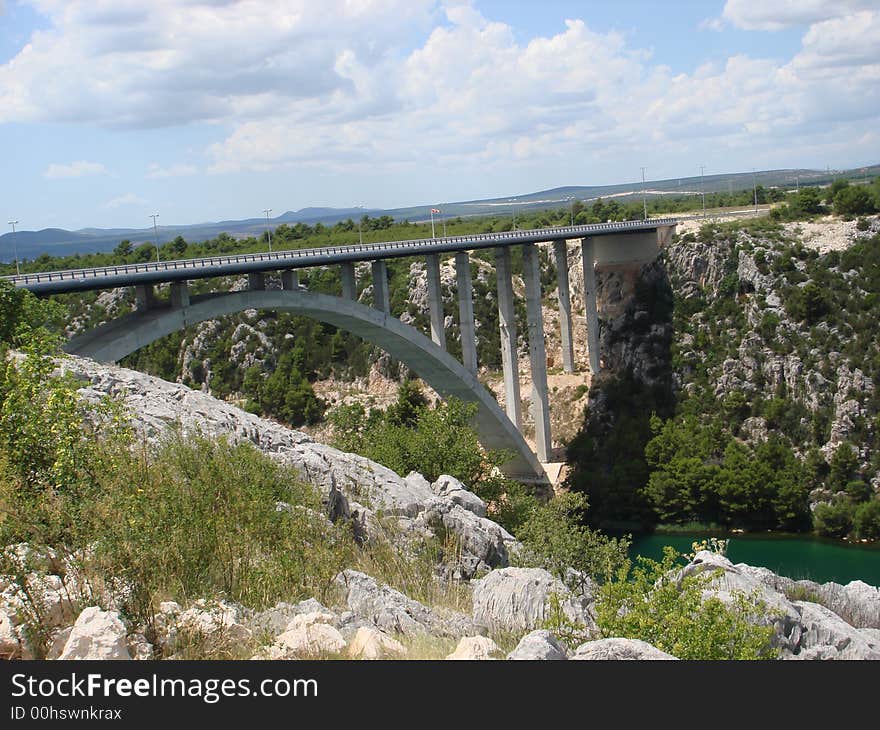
left=170, top=281, right=189, bottom=308
left=371, top=260, right=390, bottom=314
left=248, top=272, right=266, bottom=291
left=455, top=251, right=477, bottom=374
left=135, top=284, right=156, bottom=311
left=552, top=240, right=575, bottom=373
left=494, top=247, right=522, bottom=430
left=339, top=262, right=356, bottom=300
left=425, top=253, right=446, bottom=350
left=522, top=243, right=552, bottom=462
left=281, top=270, right=299, bottom=291
left=580, top=237, right=600, bottom=373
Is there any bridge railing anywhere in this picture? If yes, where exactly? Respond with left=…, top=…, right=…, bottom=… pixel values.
left=4, top=218, right=678, bottom=287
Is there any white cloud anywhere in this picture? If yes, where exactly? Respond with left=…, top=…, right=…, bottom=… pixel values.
left=104, top=192, right=146, bottom=209
left=147, top=162, right=198, bottom=178
left=44, top=160, right=107, bottom=178
left=698, top=17, right=724, bottom=32
left=721, top=0, right=874, bottom=31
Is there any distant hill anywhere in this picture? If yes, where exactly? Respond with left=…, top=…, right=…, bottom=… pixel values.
left=2, top=164, right=877, bottom=261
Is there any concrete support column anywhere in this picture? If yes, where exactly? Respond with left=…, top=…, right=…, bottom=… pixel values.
left=581, top=237, right=600, bottom=373
left=553, top=240, right=575, bottom=373
left=494, top=247, right=522, bottom=430
left=454, top=252, right=478, bottom=374
left=281, top=270, right=299, bottom=291
left=170, top=281, right=189, bottom=309
left=371, top=260, right=390, bottom=314
left=425, top=254, right=446, bottom=350
left=134, top=284, right=156, bottom=311
left=339, top=262, right=356, bottom=300
left=248, top=272, right=266, bottom=291
left=522, top=243, right=552, bottom=462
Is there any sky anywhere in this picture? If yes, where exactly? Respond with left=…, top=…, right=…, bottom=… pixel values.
left=0, top=0, right=878, bottom=232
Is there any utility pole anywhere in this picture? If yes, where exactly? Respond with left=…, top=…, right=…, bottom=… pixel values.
left=511, top=200, right=517, bottom=231
left=7, top=220, right=20, bottom=276
left=430, top=208, right=437, bottom=238
left=150, top=214, right=161, bottom=262
left=568, top=196, right=575, bottom=226
left=263, top=208, right=273, bottom=253
left=699, top=165, right=706, bottom=217
left=752, top=168, right=758, bottom=215
left=640, top=167, right=648, bottom=220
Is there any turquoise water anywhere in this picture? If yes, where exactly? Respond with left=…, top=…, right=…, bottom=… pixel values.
left=630, top=533, right=880, bottom=586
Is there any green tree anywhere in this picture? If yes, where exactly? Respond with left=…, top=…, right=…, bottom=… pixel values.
left=834, top=186, right=876, bottom=216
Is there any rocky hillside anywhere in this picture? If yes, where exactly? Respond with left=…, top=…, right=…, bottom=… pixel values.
left=567, top=215, right=880, bottom=535
left=2, top=354, right=879, bottom=661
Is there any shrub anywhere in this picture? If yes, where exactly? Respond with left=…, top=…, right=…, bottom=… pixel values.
left=594, top=547, right=777, bottom=660
left=853, top=500, right=880, bottom=541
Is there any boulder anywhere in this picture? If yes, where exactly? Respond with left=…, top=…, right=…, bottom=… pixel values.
left=347, top=626, right=407, bottom=660
left=248, top=599, right=332, bottom=638
left=430, top=474, right=487, bottom=517
left=417, top=501, right=514, bottom=568
left=471, top=567, right=592, bottom=634
left=572, top=638, right=678, bottom=661
left=446, top=636, right=500, bottom=660
left=0, top=608, right=23, bottom=659
left=46, top=626, right=73, bottom=660
left=274, top=619, right=346, bottom=658
left=793, top=601, right=880, bottom=660
left=507, top=630, right=568, bottom=660
left=175, top=600, right=252, bottom=644
left=58, top=607, right=131, bottom=660
left=335, top=570, right=479, bottom=638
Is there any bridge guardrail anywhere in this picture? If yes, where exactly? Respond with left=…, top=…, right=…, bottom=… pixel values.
left=3, top=218, right=678, bottom=289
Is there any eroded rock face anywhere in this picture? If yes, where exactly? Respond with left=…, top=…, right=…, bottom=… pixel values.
left=471, top=567, right=593, bottom=635
left=335, top=570, right=478, bottom=638
left=507, top=630, right=568, bottom=661
left=58, top=607, right=131, bottom=660
left=430, top=475, right=487, bottom=518
left=572, top=638, right=678, bottom=661
left=793, top=601, right=880, bottom=660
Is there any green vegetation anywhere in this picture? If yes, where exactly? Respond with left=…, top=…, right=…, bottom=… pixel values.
left=594, top=547, right=777, bottom=660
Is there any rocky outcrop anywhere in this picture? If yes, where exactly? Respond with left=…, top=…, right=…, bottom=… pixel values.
left=507, top=630, right=568, bottom=660
left=471, top=567, right=593, bottom=635
left=270, top=612, right=347, bottom=658
left=793, top=601, right=880, bottom=660
left=62, top=355, right=518, bottom=569
left=335, top=570, right=479, bottom=638
left=58, top=607, right=131, bottom=660
left=347, top=626, right=407, bottom=659
left=572, top=638, right=678, bottom=661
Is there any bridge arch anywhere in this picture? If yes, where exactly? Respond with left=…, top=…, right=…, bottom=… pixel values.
left=64, top=289, right=545, bottom=481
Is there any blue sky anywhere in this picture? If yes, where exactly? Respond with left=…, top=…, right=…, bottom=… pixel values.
left=1, top=0, right=878, bottom=233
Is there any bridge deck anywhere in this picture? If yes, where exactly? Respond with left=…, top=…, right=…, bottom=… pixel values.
left=3, top=219, right=677, bottom=295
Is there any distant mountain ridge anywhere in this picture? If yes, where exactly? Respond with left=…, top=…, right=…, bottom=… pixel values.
left=2, top=164, right=877, bottom=261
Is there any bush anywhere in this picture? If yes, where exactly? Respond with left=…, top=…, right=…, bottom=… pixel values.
left=813, top=501, right=855, bottom=538
left=853, top=500, right=880, bottom=541
left=594, top=547, right=777, bottom=660
left=513, top=492, right=630, bottom=590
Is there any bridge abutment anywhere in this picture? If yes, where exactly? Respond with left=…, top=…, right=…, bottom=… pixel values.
left=455, top=251, right=477, bottom=374
left=494, top=246, right=522, bottom=430
left=425, top=253, right=446, bottom=350
left=522, top=243, right=552, bottom=462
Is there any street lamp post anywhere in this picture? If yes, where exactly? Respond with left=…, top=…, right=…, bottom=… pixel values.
left=568, top=197, right=574, bottom=226
left=510, top=200, right=517, bottom=231
left=150, top=214, right=161, bottom=262
left=7, top=220, right=20, bottom=276
left=640, top=167, right=648, bottom=220
left=263, top=208, right=273, bottom=253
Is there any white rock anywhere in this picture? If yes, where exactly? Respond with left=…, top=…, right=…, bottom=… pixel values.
left=46, top=626, right=73, bottom=660
left=347, top=626, right=407, bottom=659
left=446, top=636, right=500, bottom=660
left=794, top=601, right=880, bottom=660
left=507, top=630, right=568, bottom=660
left=58, top=607, right=131, bottom=660
left=285, top=611, right=336, bottom=631
left=275, top=623, right=346, bottom=657
left=0, top=608, right=22, bottom=658
left=430, top=474, right=487, bottom=517
left=175, top=600, right=252, bottom=644
left=471, top=567, right=592, bottom=634
left=572, top=638, right=678, bottom=661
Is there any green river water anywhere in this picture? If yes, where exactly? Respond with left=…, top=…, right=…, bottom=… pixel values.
left=630, top=533, right=880, bottom=586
